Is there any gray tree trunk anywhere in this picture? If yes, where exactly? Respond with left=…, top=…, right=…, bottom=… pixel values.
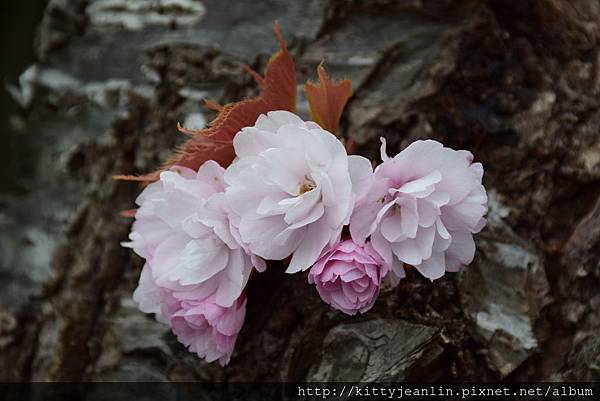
left=1, top=0, right=599, bottom=391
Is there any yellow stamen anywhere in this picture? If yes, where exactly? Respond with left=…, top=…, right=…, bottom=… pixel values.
left=298, top=176, right=315, bottom=195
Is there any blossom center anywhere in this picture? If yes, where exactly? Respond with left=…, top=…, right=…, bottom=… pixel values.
left=298, top=175, right=316, bottom=195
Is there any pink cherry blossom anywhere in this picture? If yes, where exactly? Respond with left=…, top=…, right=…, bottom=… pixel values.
left=133, top=263, right=245, bottom=365
left=350, top=138, right=487, bottom=283
left=170, top=293, right=246, bottom=366
left=224, top=111, right=372, bottom=273
left=308, top=239, right=387, bottom=315
left=123, top=161, right=264, bottom=308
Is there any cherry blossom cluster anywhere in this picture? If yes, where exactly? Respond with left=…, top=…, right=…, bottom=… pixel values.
left=122, top=110, right=487, bottom=365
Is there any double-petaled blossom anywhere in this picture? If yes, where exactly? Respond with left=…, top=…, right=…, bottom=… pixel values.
left=350, top=138, right=487, bottom=283
left=125, top=161, right=263, bottom=364
left=133, top=265, right=246, bottom=365
left=123, top=161, right=264, bottom=308
left=308, top=240, right=387, bottom=315
left=224, top=111, right=372, bottom=273
left=170, top=293, right=247, bottom=366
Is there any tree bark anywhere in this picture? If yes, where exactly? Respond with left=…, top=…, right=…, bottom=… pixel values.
left=1, top=0, right=599, bottom=391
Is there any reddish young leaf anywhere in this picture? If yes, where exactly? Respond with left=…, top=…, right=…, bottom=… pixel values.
left=305, top=63, right=352, bottom=135
left=203, top=99, right=223, bottom=112
left=345, top=138, right=359, bottom=155
left=120, top=209, right=137, bottom=218
left=114, top=22, right=297, bottom=182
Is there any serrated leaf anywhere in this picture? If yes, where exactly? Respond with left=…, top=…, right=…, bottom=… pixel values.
left=304, top=63, right=352, bottom=135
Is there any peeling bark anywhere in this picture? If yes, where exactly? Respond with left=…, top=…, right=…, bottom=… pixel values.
left=1, top=0, right=600, bottom=386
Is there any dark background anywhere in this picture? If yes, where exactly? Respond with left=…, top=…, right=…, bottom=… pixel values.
left=0, top=1, right=45, bottom=192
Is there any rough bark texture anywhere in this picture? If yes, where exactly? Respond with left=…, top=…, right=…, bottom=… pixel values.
left=1, top=0, right=600, bottom=391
